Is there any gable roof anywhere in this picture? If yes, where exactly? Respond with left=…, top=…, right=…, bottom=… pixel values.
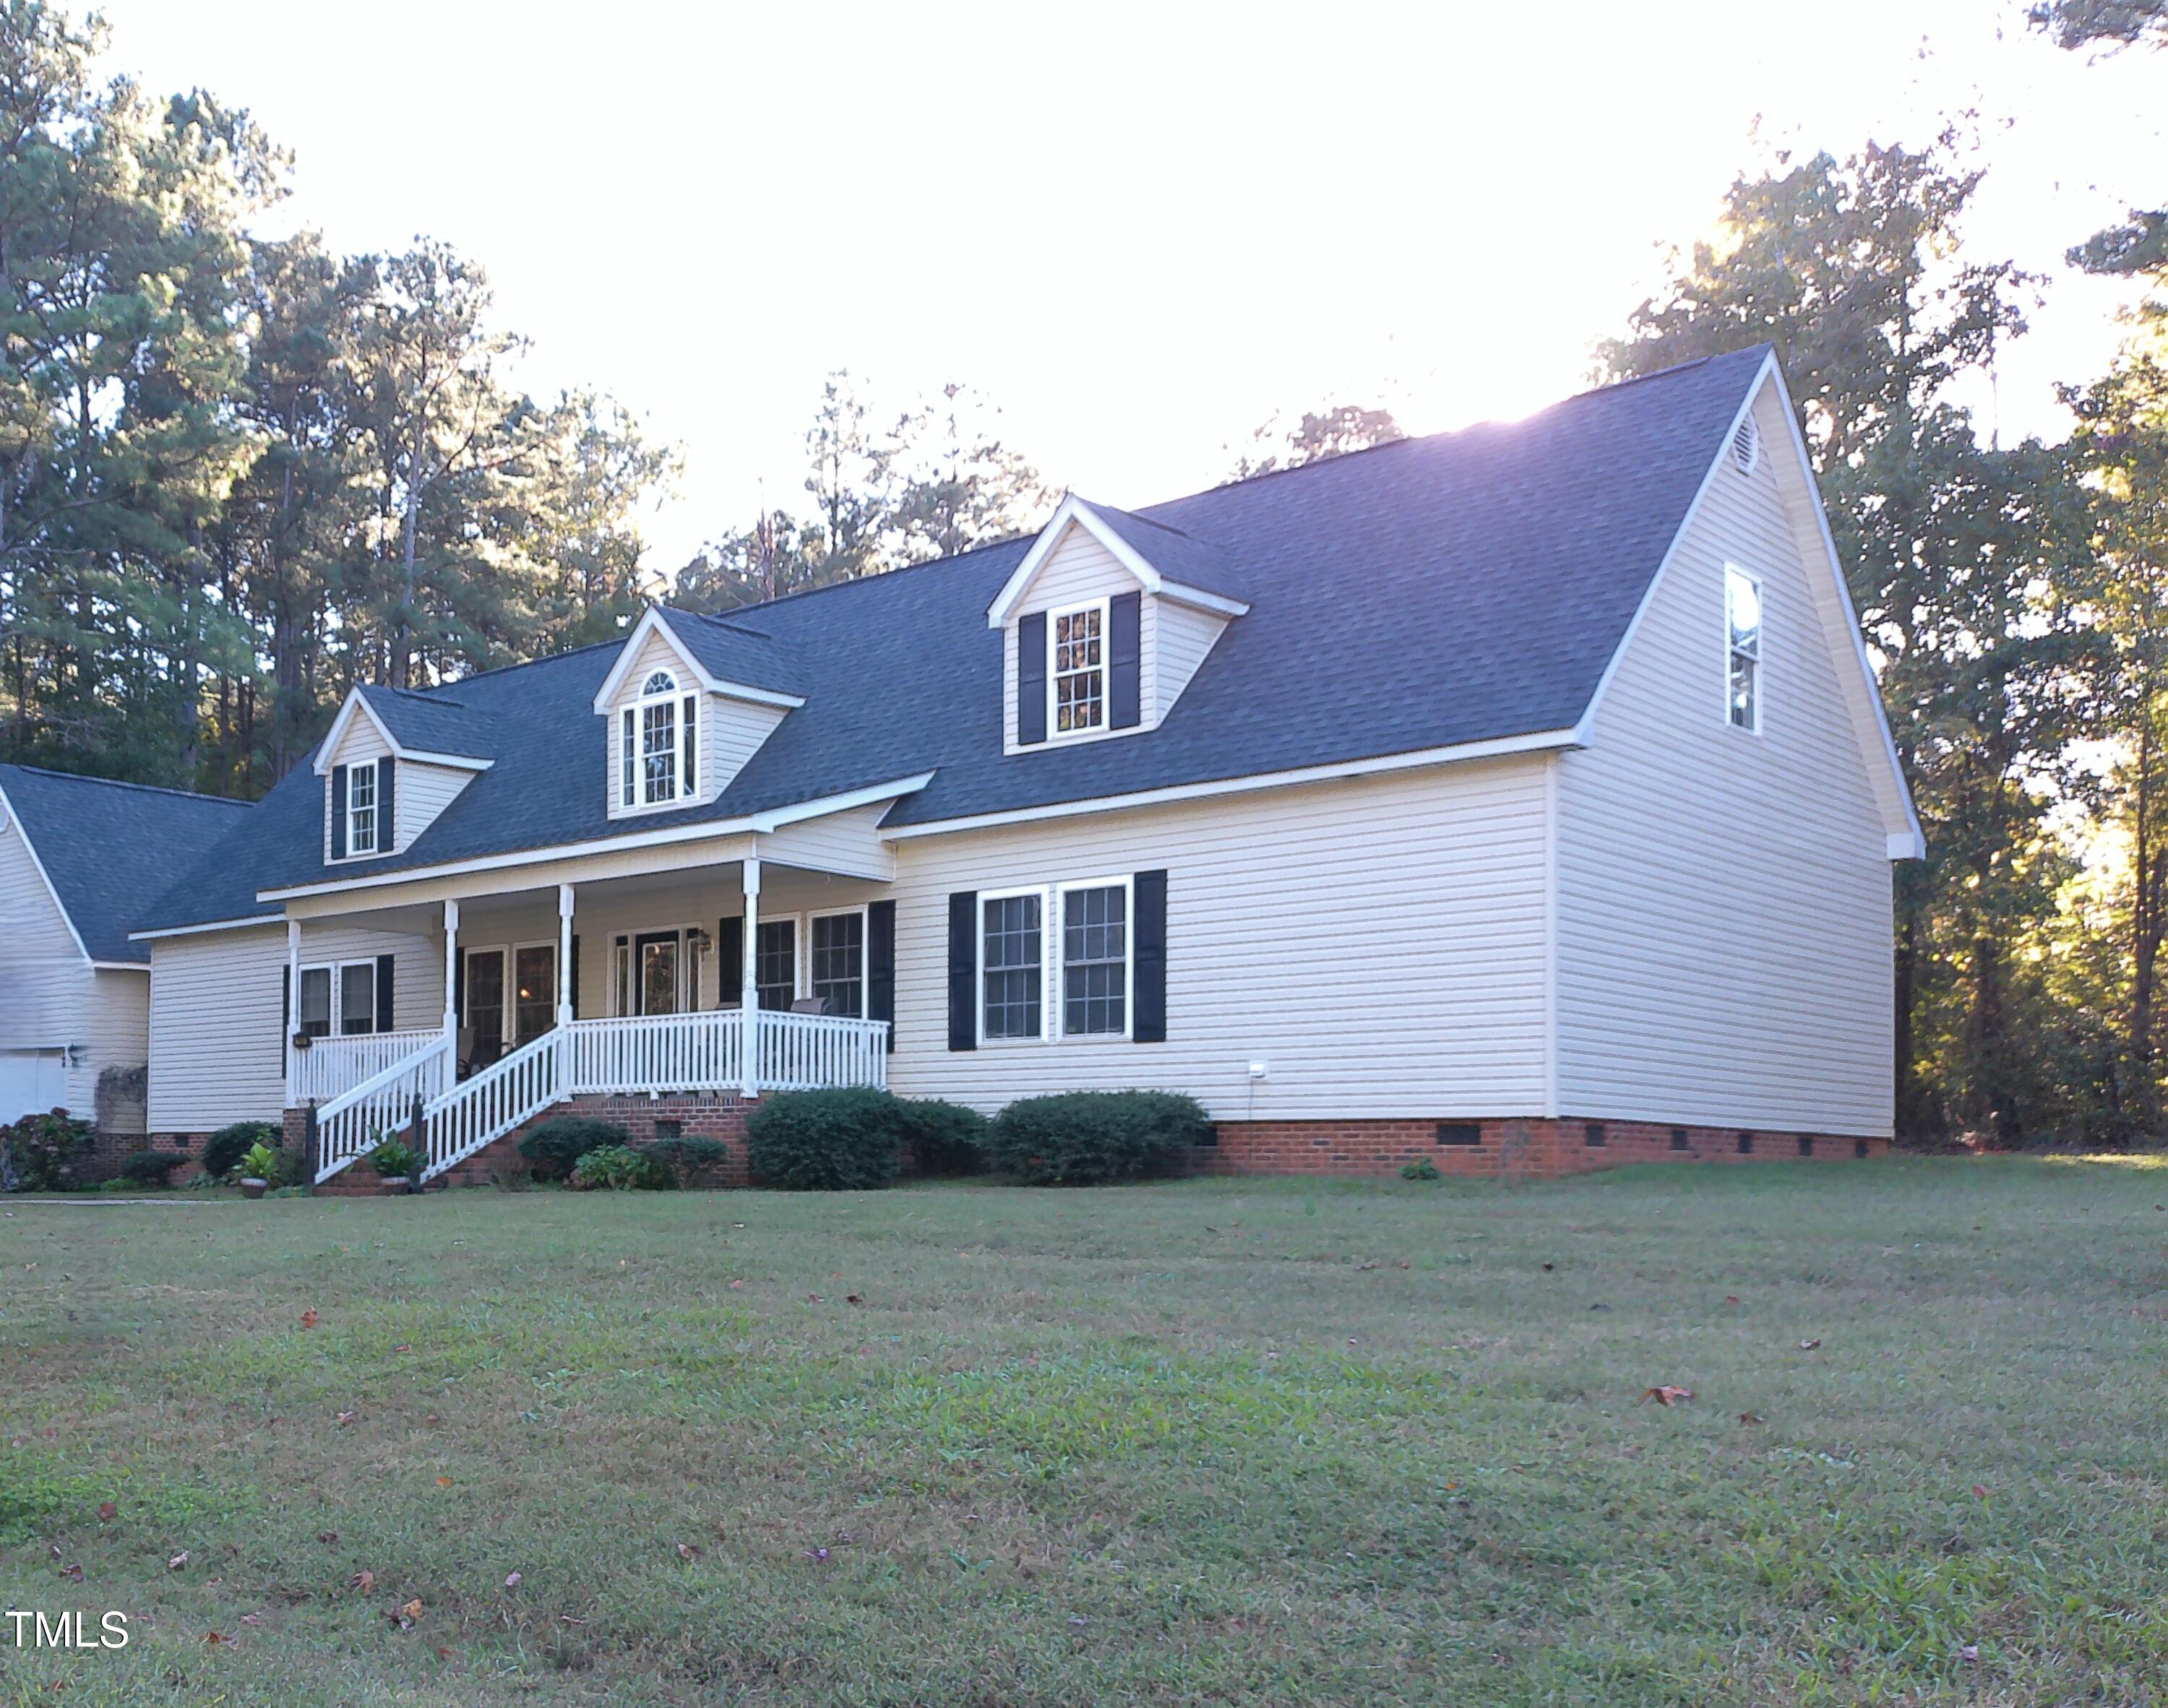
left=0, top=766, right=254, bottom=962
left=137, top=342, right=1899, bottom=926
left=588, top=606, right=806, bottom=712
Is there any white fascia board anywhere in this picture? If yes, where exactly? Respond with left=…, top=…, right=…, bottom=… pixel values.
left=880, top=730, right=1578, bottom=840
left=255, top=775, right=936, bottom=902
left=400, top=750, right=494, bottom=774
left=986, top=496, right=1146, bottom=626
left=1156, top=580, right=1250, bottom=619
left=90, top=960, right=150, bottom=972
left=313, top=691, right=398, bottom=776
left=1763, top=363, right=1926, bottom=862
left=0, top=782, right=93, bottom=966
left=589, top=607, right=806, bottom=712
left=129, top=914, right=283, bottom=943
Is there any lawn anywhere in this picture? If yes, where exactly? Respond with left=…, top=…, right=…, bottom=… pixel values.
left=1, top=1157, right=2164, bottom=1706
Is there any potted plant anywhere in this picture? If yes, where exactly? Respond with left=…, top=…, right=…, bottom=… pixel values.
left=237, top=1141, right=280, bottom=1200
left=366, top=1137, right=419, bottom=1196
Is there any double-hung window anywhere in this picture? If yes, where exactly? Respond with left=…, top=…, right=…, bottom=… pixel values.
left=297, top=961, right=377, bottom=1038
left=810, top=910, right=864, bottom=1017
left=1049, top=598, right=1106, bottom=736
left=755, top=920, right=797, bottom=1011
left=1725, top=565, right=1761, bottom=731
left=621, top=670, right=700, bottom=807
left=347, top=761, right=378, bottom=855
left=979, top=876, right=1135, bottom=1041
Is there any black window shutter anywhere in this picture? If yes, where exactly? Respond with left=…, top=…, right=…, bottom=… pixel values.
left=375, top=953, right=395, bottom=1032
left=867, top=899, right=896, bottom=1051
left=453, top=944, right=465, bottom=1023
left=947, top=891, right=976, bottom=1051
left=1110, top=591, right=1142, bottom=728
left=569, top=934, right=580, bottom=1020
left=377, top=759, right=395, bottom=852
left=1016, top=613, right=1046, bottom=745
left=280, top=965, right=290, bottom=1048
left=330, top=764, right=348, bottom=858
left=1133, top=868, right=1167, bottom=1043
left=716, top=916, right=743, bottom=1006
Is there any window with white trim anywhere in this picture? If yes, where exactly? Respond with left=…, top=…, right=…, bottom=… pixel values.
left=297, top=960, right=377, bottom=1038
left=810, top=910, right=864, bottom=1017
left=620, top=669, right=700, bottom=808
left=1050, top=598, right=1106, bottom=736
left=981, top=891, right=1043, bottom=1040
left=1725, top=566, right=1761, bottom=731
left=296, top=966, right=332, bottom=1038
left=347, top=761, right=379, bottom=855
left=1059, top=880, right=1129, bottom=1036
left=755, top=920, right=797, bottom=1011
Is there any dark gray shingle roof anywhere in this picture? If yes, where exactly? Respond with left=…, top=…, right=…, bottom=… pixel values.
left=356, top=686, right=502, bottom=761
left=137, top=345, right=1768, bottom=931
left=0, top=766, right=254, bottom=961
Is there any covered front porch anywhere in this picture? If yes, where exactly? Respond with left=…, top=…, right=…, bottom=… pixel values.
left=280, top=834, right=892, bottom=1184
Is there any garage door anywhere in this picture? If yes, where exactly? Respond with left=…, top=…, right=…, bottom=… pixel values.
left=0, top=1051, right=67, bottom=1123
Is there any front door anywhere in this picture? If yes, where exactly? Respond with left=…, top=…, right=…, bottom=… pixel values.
left=513, top=944, right=557, bottom=1044
left=464, top=949, right=507, bottom=1052
left=634, top=931, right=681, bottom=1016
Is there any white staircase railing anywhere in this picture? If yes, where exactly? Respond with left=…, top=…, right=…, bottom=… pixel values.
left=417, top=1029, right=564, bottom=1183
left=293, top=1027, right=445, bottom=1105
left=312, top=1034, right=454, bottom=1183
left=376, top=1009, right=893, bottom=1188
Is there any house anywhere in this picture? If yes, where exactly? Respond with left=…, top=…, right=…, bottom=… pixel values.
left=121, top=344, right=1918, bottom=1184
left=0, top=766, right=253, bottom=1131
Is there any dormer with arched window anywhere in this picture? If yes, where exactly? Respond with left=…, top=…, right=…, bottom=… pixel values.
left=591, top=608, right=804, bottom=820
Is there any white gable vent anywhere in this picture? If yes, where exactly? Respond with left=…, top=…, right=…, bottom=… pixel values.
left=1731, top=415, right=1760, bottom=475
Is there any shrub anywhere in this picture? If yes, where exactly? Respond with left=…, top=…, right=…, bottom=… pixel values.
left=204, top=1121, right=278, bottom=1182
left=365, top=1137, right=416, bottom=1178
left=1, top=1110, right=94, bottom=1192
left=896, top=1098, right=987, bottom=1176
left=238, top=1141, right=282, bottom=1181
left=744, top=1088, right=904, bottom=1191
left=1399, top=1157, right=1442, bottom=1181
left=984, top=1091, right=1210, bottom=1186
left=119, top=1150, right=184, bottom=1187
left=517, top=1116, right=628, bottom=1182
left=569, top=1144, right=666, bottom=1191
left=645, top=1134, right=728, bottom=1188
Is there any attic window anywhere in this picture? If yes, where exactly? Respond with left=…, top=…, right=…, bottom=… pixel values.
left=620, top=670, right=700, bottom=808
left=1050, top=599, right=1106, bottom=736
left=1731, top=416, right=1760, bottom=475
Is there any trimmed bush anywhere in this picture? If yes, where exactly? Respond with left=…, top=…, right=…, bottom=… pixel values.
left=896, top=1097, right=986, bottom=1176
left=0, top=1110, right=93, bottom=1192
left=744, top=1088, right=904, bottom=1191
left=204, top=1121, right=278, bottom=1183
left=517, top=1116, right=628, bottom=1182
left=119, top=1150, right=184, bottom=1187
left=984, top=1091, right=1210, bottom=1186
left=569, top=1144, right=666, bottom=1191
left=645, top=1134, right=728, bottom=1188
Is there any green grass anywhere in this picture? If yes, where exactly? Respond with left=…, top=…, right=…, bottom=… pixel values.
left=1, top=1156, right=2164, bottom=1704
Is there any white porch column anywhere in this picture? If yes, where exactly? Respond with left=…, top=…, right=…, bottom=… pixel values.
left=441, top=899, right=460, bottom=1097
left=556, top=884, right=575, bottom=1027
left=741, top=849, right=760, bottom=1100
left=284, top=918, right=301, bottom=1107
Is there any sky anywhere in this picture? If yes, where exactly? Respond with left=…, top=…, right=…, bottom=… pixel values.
left=87, top=0, right=2167, bottom=576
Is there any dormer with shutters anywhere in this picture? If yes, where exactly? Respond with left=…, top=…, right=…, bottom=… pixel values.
left=987, top=495, right=1249, bottom=755
left=316, top=687, right=494, bottom=863
left=590, top=608, right=804, bottom=819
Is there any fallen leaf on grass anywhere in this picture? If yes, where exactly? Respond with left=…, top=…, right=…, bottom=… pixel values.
left=1738, top=1412, right=1765, bottom=1425
left=1639, top=1386, right=1695, bottom=1405
left=317, top=1531, right=339, bottom=1545
left=335, top=1410, right=356, bottom=1426
left=1961, top=1644, right=1979, bottom=1662
left=389, top=1597, right=422, bottom=1630
left=59, top=1563, right=82, bottom=1582
left=1972, top=1484, right=1988, bottom=1499
left=728, top=1279, right=746, bottom=1290
left=803, top=1546, right=830, bottom=1563
left=393, top=1343, right=410, bottom=1353
left=298, top=1308, right=318, bottom=1329
left=96, top=1501, right=116, bottom=1523
left=434, top=1477, right=452, bottom=1488
left=239, top=1614, right=259, bottom=1627
left=423, top=1413, right=440, bottom=1426
left=675, top=1542, right=700, bottom=1562
left=203, top=1629, right=225, bottom=1645
left=846, top=1294, right=863, bottom=1305
left=806, top=1294, right=823, bottom=1303
left=1724, top=1295, right=1741, bottom=1306
left=504, top=1571, right=522, bottom=1589
left=349, top=1569, right=375, bottom=1594
left=1798, top=1339, right=1822, bottom=1351
left=168, top=1550, right=189, bottom=1571
left=1540, top=1261, right=1554, bottom=1272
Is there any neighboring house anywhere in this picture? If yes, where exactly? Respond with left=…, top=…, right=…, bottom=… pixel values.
left=125, top=345, right=1920, bottom=1184
left=0, top=767, right=253, bottom=1129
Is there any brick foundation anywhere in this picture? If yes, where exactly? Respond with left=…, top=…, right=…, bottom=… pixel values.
left=1197, top=1116, right=1889, bottom=1179
left=421, top=1093, right=752, bottom=1191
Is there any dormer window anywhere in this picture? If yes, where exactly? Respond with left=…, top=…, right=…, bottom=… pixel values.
left=347, top=761, right=379, bottom=855
left=621, top=670, right=699, bottom=808
left=1051, top=598, right=1106, bottom=736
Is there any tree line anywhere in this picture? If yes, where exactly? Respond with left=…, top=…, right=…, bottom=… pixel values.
left=5, top=0, right=2167, bottom=1145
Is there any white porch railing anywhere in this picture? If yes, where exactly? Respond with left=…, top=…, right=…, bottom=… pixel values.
left=311, top=1034, right=454, bottom=1183
left=402, top=1010, right=888, bottom=1185
left=293, top=1027, right=444, bottom=1105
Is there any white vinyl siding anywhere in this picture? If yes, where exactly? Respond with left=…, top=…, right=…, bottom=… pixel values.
left=393, top=760, right=474, bottom=853
left=887, top=758, right=1552, bottom=1117
left=1153, top=598, right=1230, bottom=723
left=1555, top=380, right=1895, bottom=1136
left=602, top=628, right=788, bottom=821
left=147, top=922, right=436, bottom=1130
